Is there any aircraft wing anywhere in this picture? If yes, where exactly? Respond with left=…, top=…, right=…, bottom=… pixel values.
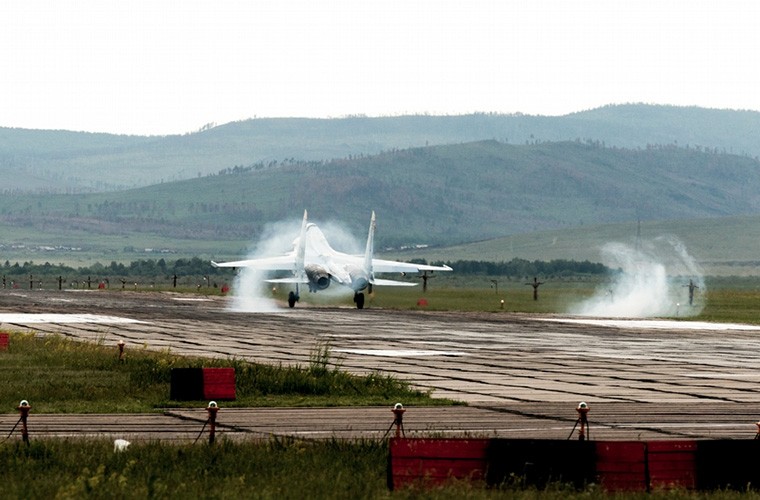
left=372, top=278, right=418, bottom=287
left=370, top=258, right=453, bottom=274
left=266, top=276, right=309, bottom=284
left=210, top=254, right=297, bottom=271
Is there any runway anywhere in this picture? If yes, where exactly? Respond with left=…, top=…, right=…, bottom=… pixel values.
left=2, top=289, right=760, bottom=441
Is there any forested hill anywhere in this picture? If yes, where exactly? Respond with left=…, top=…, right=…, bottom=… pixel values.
left=2, top=140, right=759, bottom=250
left=2, top=104, right=760, bottom=192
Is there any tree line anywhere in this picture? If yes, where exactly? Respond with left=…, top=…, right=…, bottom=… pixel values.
left=435, top=258, right=608, bottom=277
left=1, top=257, right=609, bottom=283
left=1, top=257, right=229, bottom=280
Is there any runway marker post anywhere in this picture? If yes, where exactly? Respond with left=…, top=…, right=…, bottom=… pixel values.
left=382, top=403, right=407, bottom=439
left=392, top=403, right=406, bottom=438
left=17, top=399, right=31, bottom=445
left=206, top=401, right=219, bottom=445
left=568, top=401, right=590, bottom=441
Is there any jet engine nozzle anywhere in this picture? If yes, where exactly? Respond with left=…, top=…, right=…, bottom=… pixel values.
left=305, top=265, right=331, bottom=291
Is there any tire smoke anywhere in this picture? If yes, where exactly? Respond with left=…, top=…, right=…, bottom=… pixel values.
left=570, top=236, right=705, bottom=318
left=227, top=217, right=302, bottom=313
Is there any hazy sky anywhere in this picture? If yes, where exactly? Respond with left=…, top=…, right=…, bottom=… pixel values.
left=2, top=1, right=758, bottom=135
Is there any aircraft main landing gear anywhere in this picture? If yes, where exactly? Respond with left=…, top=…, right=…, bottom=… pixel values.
left=288, top=291, right=299, bottom=308
left=353, top=292, right=365, bottom=309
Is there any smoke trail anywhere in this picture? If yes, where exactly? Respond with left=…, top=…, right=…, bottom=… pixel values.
left=570, top=235, right=705, bottom=318
left=227, top=215, right=364, bottom=312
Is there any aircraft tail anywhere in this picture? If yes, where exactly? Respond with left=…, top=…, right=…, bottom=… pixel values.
left=364, top=211, right=376, bottom=283
left=294, top=210, right=308, bottom=281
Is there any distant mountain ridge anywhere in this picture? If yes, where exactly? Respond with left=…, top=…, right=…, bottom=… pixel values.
left=2, top=104, right=760, bottom=192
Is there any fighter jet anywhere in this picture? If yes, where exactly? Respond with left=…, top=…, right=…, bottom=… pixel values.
left=211, top=210, right=452, bottom=309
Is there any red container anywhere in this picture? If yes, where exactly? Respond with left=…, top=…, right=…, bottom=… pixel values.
left=202, top=368, right=236, bottom=400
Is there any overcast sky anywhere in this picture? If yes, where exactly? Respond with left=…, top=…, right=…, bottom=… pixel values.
left=2, top=1, right=758, bottom=136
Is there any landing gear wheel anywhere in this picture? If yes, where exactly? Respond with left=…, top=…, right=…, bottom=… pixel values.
left=354, top=292, right=365, bottom=309
left=288, top=291, right=298, bottom=308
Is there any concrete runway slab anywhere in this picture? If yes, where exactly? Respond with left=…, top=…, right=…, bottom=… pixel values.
left=2, top=290, right=760, bottom=441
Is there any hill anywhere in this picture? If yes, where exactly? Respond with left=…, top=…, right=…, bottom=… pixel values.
left=1, top=139, right=759, bottom=273
left=3, top=104, right=760, bottom=192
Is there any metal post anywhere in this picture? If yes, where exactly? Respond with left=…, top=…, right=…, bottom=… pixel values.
left=17, top=400, right=31, bottom=445
left=207, top=401, right=219, bottom=445
left=576, top=402, right=589, bottom=441
left=392, top=403, right=406, bottom=438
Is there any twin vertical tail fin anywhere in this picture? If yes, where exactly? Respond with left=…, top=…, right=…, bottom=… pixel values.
left=295, top=210, right=308, bottom=281
left=364, top=211, right=376, bottom=285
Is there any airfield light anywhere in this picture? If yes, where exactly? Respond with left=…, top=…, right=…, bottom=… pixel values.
left=574, top=402, right=590, bottom=441
left=391, top=403, right=406, bottom=439
left=16, top=400, right=31, bottom=444
left=206, top=401, right=220, bottom=445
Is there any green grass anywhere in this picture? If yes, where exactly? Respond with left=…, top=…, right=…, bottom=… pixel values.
left=353, top=277, right=760, bottom=324
left=0, top=334, right=447, bottom=414
left=0, top=435, right=390, bottom=499
left=694, top=289, right=760, bottom=324
left=362, top=280, right=597, bottom=314
left=1, top=438, right=755, bottom=499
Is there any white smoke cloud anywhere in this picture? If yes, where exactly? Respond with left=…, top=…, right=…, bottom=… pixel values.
left=227, top=214, right=365, bottom=312
left=569, top=235, right=705, bottom=318
left=227, top=217, right=302, bottom=313
left=228, top=267, right=280, bottom=312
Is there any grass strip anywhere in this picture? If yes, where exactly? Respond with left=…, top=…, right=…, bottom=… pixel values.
left=0, top=333, right=450, bottom=413
left=2, top=437, right=752, bottom=499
